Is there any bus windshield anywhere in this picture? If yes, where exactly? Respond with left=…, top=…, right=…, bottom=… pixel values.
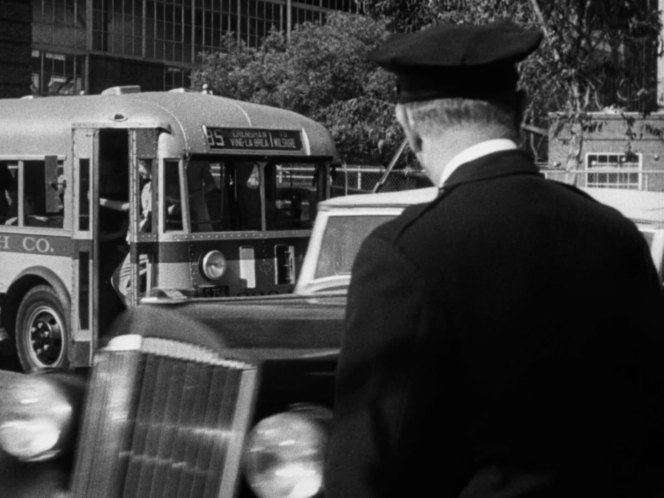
left=165, top=157, right=328, bottom=233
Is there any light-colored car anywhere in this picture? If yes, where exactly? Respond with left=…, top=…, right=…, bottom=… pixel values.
left=296, top=185, right=664, bottom=295
left=295, top=187, right=438, bottom=294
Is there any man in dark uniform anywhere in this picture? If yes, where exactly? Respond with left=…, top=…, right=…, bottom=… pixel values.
left=325, top=21, right=664, bottom=498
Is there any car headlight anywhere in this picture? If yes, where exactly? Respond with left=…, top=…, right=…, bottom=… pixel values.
left=0, top=374, right=79, bottom=462
left=201, top=250, right=227, bottom=281
left=243, top=405, right=331, bottom=498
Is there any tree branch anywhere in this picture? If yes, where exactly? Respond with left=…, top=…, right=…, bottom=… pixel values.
left=529, top=0, right=561, bottom=62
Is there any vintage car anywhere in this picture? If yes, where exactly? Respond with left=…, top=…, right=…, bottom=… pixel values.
left=296, top=185, right=664, bottom=291
left=0, top=185, right=662, bottom=498
left=295, top=187, right=438, bottom=295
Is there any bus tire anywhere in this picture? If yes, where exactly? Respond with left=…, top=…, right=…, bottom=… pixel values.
left=15, top=285, right=69, bottom=372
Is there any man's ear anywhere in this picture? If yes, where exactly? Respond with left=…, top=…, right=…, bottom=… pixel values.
left=395, top=105, right=423, bottom=153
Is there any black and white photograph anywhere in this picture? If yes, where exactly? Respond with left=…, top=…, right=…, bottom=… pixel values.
left=0, top=1, right=663, bottom=497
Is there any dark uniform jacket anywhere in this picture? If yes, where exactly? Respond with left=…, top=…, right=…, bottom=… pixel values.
left=325, top=150, right=664, bottom=498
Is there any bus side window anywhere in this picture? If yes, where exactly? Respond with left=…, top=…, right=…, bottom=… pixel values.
left=21, top=160, right=64, bottom=228
left=233, top=162, right=262, bottom=231
left=204, top=163, right=223, bottom=230
left=0, top=162, right=16, bottom=224
left=265, top=162, right=316, bottom=230
left=187, top=160, right=217, bottom=232
left=164, top=160, right=183, bottom=231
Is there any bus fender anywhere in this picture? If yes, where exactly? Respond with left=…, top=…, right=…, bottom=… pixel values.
left=1, top=267, right=71, bottom=337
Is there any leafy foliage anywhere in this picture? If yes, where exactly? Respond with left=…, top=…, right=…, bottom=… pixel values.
left=360, top=0, right=662, bottom=170
left=191, top=14, right=400, bottom=165
left=192, top=2, right=661, bottom=169
left=362, top=0, right=660, bottom=116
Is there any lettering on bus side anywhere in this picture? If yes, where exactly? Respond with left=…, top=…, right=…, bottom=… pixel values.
left=22, top=237, right=53, bottom=253
left=0, top=235, right=66, bottom=254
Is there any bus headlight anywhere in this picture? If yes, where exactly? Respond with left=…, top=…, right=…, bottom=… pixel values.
left=243, top=405, right=331, bottom=498
left=201, top=250, right=226, bottom=281
left=0, top=375, right=77, bottom=462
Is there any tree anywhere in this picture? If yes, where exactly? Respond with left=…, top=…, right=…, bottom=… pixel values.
left=192, top=2, right=661, bottom=175
left=360, top=0, right=662, bottom=177
left=191, top=13, right=401, bottom=165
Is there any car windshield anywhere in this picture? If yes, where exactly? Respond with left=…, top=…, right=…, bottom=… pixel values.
left=314, top=214, right=395, bottom=279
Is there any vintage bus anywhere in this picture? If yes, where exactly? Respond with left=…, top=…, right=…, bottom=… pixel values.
left=0, top=86, right=339, bottom=371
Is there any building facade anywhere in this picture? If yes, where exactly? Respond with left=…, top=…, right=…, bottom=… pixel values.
left=30, top=0, right=360, bottom=97
left=546, top=112, right=664, bottom=192
left=0, top=1, right=32, bottom=98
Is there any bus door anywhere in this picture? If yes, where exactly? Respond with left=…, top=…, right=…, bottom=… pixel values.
left=71, top=127, right=99, bottom=367
left=125, top=128, right=159, bottom=307
left=72, top=127, right=139, bottom=365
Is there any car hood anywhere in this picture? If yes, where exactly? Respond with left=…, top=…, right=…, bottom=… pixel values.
left=107, top=294, right=346, bottom=361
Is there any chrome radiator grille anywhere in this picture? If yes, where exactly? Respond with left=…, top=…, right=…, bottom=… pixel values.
left=71, top=337, right=258, bottom=498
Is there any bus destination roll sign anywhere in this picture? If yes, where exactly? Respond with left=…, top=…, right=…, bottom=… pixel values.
left=204, top=126, right=303, bottom=152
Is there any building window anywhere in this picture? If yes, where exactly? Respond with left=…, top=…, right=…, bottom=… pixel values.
left=193, top=0, right=232, bottom=55
left=163, top=66, right=188, bottom=89
left=93, top=0, right=146, bottom=58
left=31, top=50, right=84, bottom=96
left=33, top=0, right=87, bottom=50
left=37, top=0, right=361, bottom=71
left=586, top=152, right=642, bottom=189
left=246, top=1, right=281, bottom=48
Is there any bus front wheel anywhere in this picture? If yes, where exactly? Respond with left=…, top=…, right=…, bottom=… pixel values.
left=15, top=285, right=69, bottom=372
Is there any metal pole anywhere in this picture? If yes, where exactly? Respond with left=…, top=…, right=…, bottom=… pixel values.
left=286, top=0, right=292, bottom=43
left=237, top=0, right=241, bottom=43
left=658, top=0, right=664, bottom=108
left=372, top=138, right=408, bottom=193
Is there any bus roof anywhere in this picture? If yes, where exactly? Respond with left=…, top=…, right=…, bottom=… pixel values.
left=0, top=89, right=338, bottom=160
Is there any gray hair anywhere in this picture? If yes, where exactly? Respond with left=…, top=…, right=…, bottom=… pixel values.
left=396, top=96, right=521, bottom=140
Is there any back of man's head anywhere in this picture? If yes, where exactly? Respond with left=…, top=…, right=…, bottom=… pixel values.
left=396, top=95, right=522, bottom=142
left=369, top=21, right=542, bottom=171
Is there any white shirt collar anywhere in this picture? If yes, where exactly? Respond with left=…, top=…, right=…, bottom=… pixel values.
left=438, top=139, right=518, bottom=188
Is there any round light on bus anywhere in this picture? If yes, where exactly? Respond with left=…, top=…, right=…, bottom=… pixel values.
left=243, top=406, right=331, bottom=498
left=201, top=250, right=227, bottom=281
left=0, top=375, right=75, bottom=462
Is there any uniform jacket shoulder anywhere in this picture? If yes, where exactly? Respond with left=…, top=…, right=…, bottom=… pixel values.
left=370, top=197, right=444, bottom=244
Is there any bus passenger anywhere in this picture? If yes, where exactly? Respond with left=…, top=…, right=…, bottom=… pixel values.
left=0, top=163, right=15, bottom=222
left=5, top=193, right=43, bottom=226
left=97, top=162, right=131, bottom=328
left=138, top=159, right=153, bottom=232
left=99, top=159, right=152, bottom=233
left=53, top=174, right=66, bottom=214
left=106, top=159, right=152, bottom=305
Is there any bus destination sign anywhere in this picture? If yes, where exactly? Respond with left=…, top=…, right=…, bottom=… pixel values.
left=203, top=126, right=303, bottom=152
